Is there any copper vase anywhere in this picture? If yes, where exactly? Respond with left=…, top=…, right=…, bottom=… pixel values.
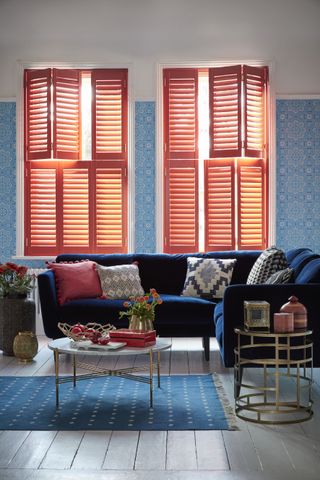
left=128, top=314, right=154, bottom=332
left=280, top=296, right=307, bottom=330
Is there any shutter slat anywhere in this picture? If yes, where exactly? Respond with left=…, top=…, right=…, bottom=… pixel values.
left=204, top=159, right=235, bottom=251
left=209, top=66, right=242, bottom=158
left=237, top=159, right=266, bottom=250
left=243, top=65, right=268, bottom=158
left=92, top=70, right=127, bottom=159
left=25, top=69, right=51, bottom=160
left=53, top=69, right=81, bottom=160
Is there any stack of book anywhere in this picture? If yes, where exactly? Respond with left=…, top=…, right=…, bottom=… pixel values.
left=109, top=329, right=156, bottom=347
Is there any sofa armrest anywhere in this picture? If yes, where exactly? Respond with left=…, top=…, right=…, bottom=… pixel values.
left=38, top=270, right=61, bottom=339
left=222, top=283, right=320, bottom=367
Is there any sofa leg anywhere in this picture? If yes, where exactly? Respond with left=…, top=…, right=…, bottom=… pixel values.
left=202, top=336, right=210, bottom=361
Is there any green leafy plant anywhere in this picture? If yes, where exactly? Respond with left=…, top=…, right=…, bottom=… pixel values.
left=119, top=288, right=163, bottom=320
left=0, top=262, right=35, bottom=297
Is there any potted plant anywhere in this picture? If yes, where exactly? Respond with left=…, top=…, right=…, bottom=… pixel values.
left=0, top=262, right=36, bottom=356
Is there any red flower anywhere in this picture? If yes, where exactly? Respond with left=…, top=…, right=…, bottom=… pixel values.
left=17, top=266, right=28, bottom=276
left=6, top=262, right=19, bottom=272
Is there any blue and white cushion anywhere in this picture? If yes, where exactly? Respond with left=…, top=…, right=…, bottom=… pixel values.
left=96, top=264, right=144, bottom=299
left=182, top=257, right=236, bottom=299
left=247, top=246, right=288, bottom=284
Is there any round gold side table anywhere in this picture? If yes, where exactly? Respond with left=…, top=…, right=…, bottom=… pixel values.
left=234, top=328, right=313, bottom=424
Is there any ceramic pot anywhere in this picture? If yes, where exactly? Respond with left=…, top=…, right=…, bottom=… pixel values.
left=0, top=297, right=36, bottom=355
left=280, top=295, right=307, bottom=330
left=128, top=314, right=154, bottom=332
left=13, top=331, right=38, bottom=363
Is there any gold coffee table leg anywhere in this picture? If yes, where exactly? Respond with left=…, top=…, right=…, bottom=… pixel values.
left=73, top=354, right=77, bottom=387
left=149, top=350, right=153, bottom=408
left=54, top=349, right=59, bottom=407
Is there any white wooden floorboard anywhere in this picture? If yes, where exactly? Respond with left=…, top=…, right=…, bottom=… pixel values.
left=102, top=430, right=139, bottom=470
left=0, top=430, right=30, bottom=467
left=39, top=431, right=84, bottom=469
left=8, top=431, right=57, bottom=469
left=195, top=430, right=229, bottom=470
left=135, top=431, right=167, bottom=470
left=222, top=430, right=262, bottom=472
left=71, top=431, right=112, bottom=470
left=166, top=431, right=197, bottom=470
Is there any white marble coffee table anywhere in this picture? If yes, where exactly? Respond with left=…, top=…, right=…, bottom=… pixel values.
left=48, top=337, right=171, bottom=408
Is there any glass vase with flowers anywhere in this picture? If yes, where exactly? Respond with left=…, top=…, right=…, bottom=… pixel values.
left=119, top=288, right=163, bottom=331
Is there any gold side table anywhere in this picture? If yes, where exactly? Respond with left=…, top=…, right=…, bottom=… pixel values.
left=234, top=328, right=313, bottom=424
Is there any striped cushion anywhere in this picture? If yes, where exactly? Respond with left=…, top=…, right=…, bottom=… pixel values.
left=265, top=267, right=293, bottom=284
left=247, top=246, right=287, bottom=284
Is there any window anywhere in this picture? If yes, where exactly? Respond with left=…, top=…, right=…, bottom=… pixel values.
left=163, top=65, right=269, bottom=253
left=24, top=68, right=128, bottom=256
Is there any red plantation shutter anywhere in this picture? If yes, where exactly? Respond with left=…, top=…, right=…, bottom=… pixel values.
left=91, top=69, right=127, bottom=160
left=209, top=66, right=242, bottom=158
left=243, top=66, right=268, bottom=158
left=61, top=162, right=90, bottom=252
left=204, top=159, right=235, bottom=251
left=25, top=161, right=58, bottom=256
left=94, top=165, right=127, bottom=253
left=237, top=158, right=267, bottom=250
left=53, top=69, right=81, bottom=159
left=24, top=69, right=51, bottom=160
left=163, top=68, right=198, bottom=253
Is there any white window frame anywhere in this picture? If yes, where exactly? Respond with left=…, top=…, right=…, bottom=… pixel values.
left=156, top=60, right=276, bottom=252
left=15, top=61, right=134, bottom=259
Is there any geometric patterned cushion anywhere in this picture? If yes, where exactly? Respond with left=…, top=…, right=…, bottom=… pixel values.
left=182, top=257, right=237, bottom=299
left=265, top=267, right=294, bottom=284
left=96, top=264, right=144, bottom=299
left=247, top=246, right=288, bottom=284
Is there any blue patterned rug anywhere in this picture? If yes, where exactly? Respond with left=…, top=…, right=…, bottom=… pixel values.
left=0, top=374, right=236, bottom=430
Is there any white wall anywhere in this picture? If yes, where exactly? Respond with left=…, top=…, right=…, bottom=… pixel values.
left=0, top=0, right=319, bottom=99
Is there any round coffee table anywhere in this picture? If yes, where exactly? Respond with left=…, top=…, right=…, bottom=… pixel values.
left=48, top=337, right=171, bottom=408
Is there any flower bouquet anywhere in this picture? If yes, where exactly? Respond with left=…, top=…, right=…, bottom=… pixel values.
left=0, top=262, right=35, bottom=298
left=119, top=288, right=163, bottom=331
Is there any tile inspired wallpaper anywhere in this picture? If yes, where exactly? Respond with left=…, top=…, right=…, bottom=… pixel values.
left=0, top=99, right=320, bottom=264
left=276, top=99, right=320, bottom=252
left=135, top=102, right=156, bottom=252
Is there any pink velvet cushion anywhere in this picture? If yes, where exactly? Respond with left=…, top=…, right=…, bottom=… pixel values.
left=47, top=261, right=102, bottom=305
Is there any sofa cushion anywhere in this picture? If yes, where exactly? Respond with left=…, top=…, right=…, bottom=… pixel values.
left=286, top=248, right=313, bottom=264
left=96, top=263, right=144, bottom=299
left=205, top=250, right=261, bottom=285
left=47, top=261, right=102, bottom=305
left=289, top=251, right=320, bottom=277
left=295, top=259, right=320, bottom=284
left=182, top=257, right=236, bottom=299
left=247, top=246, right=287, bottom=284
left=59, top=294, right=216, bottom=331
left=265, top=268, right=294, bottom=284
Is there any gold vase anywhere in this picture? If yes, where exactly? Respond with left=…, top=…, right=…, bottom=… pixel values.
left=128, top=314, right=154, bottom=332
left=13, top=331, right=38, bottom=363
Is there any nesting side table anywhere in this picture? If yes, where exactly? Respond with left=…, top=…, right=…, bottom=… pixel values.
left=234, top=328, right=313, bottom=424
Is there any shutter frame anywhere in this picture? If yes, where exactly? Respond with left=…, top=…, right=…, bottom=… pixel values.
left=25, top=68, right=52, bottom=161
left=163, top=69, right=199, bottom=253
left=209, top=65, right=242, bottom=158
left=204, top=159, right=235, bottom=251
left=53, top=69, right=81, bottom=160
left=92, top=69, right=128, bottom=160
left=243, top=65, right=268, bottom=158
left=237, top=158, right=267, bottom=250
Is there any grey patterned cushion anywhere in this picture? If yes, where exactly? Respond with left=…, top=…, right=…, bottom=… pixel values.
left=182, top=257, right=236, bottom=299
left=247, top=246, right=287, bottom=284
left=265, top=267, right=293, bottom=284
left=96, top=264, right=144, bottom=299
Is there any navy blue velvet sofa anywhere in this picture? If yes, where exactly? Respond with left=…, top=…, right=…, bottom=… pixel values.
left=38, top=248, right=320, bottom=365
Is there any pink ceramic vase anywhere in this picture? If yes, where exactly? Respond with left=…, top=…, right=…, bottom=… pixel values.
left=280, top=296, right=307, bottom=330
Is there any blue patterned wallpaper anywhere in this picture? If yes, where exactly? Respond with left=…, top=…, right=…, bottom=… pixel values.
left=1, top=99, right=320, bottom=262
left=135, top=102, right=156, bottom=252
left=276, top=99, right=320, bottom=252
left=0, top=102, right=17, bottom=264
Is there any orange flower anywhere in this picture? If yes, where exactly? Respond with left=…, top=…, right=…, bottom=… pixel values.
left=123, top=301, right=130, bottom=307
left=150, top=288, right=157, bottom=295
left=157, top=299, right=163, bottom=305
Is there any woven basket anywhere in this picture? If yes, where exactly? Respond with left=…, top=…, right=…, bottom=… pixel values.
left=57, top=322, right=116, bottom=342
